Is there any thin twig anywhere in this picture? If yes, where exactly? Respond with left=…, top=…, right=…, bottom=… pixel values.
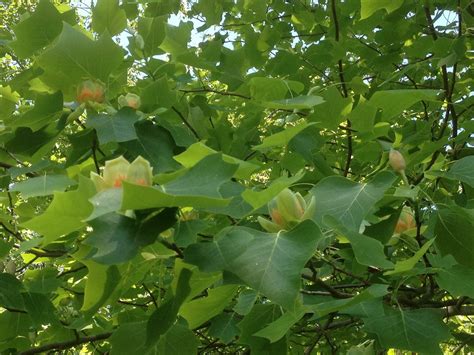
left=171, top=106, right=200, bottom=140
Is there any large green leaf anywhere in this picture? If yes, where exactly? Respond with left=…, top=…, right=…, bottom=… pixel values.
left=435, top=205, right=474, bottom=268
left=242, top=172, right=303, bottom=210
left=310, top=172, right=397, bottom=231
left=364, top=307, right=450, bottom=354
left=92, top=0, right=127, bottom=36
left=86, top=108, right=138, bottom=145
left=185, top=220, right=323, bottom=310
left=121, top=120, right=181, bottom=174
left=237, top=304, right=287, bottom=354
left=429, top=156, right=474, bottom=188
left=436, top=264, right=474, bottom=299
left=366, top=90, right=439, bottom=121
left=360, top=0, right=404, bottom=19
left=10, top=92, right=63, bottom=132
left=83, top=208, right=177, bottom=264
left=326, top=216, right=394, bottom=269
left=180, top=285, right=238, bottom=329
left=174, top=141, right=260, bottom=179
left=36, top=23, right=124, bottom=95
left=0, top=273, right=25, bottom=311
left=385, top=239, right=435, bottom=275
left=10, top=0, right=65, bottom=58
left=10, top=174, right=76, bottom=199
left=74, top=246, right=121, bottom=315
left=121, top=154, right=237, bottom=210
left=253, top=123, right=316, bottom=150
left=260, top=95, right=324, bottom=110
left=21, top=176, right=96, bottom=245
left=310, top=86, right=352, bottom=129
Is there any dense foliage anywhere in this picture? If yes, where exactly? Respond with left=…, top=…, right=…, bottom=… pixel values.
left=0, top=0, right=473, bottom=353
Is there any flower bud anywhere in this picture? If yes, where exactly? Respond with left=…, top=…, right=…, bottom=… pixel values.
left=118, top=93, right=141, bottom=110
left=258, top=188, right=315, bottom=232
left=76, top=80, right=105, bottom=104
left=90, top=156, right=153, bottom=192
left=389, top=149, right=406, bottom=173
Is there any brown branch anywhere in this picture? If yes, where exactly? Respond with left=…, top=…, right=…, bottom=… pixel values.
left=19, top=332, right=112, bottom=355
left=179, top=87, right=250, bottom=100
left=142, top=283, right=158, bottom=309
left=330, top=0, right=352, bottom=177
left=171, top=106, right=200, bottom=140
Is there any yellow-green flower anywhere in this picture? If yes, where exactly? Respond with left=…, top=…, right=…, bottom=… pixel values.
left=258, top=188, right=315, bottom=232
left=90, top=156, right=153, bottom=192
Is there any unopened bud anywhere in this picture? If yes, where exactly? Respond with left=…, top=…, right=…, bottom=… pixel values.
left=259, top=188, right=315, bottom=232
left=389, top=149, right=406, bottom=173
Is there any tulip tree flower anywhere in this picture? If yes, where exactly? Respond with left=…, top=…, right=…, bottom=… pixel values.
left=118, top=93, right=141, bottom=110
left=258, top=188, right=315, bottom=232
left=90, top=156, right=153, bottom=192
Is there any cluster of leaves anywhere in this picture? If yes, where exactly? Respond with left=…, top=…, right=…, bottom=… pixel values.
left=0, top=0, right=473, bottom=353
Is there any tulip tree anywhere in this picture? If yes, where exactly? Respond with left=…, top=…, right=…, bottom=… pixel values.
left=0, top=0, right=473, bottom=353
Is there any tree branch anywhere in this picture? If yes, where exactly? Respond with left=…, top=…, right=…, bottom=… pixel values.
left=20, top=332, right=112, bottom=355
left=171, top=106, right=200, bottom=140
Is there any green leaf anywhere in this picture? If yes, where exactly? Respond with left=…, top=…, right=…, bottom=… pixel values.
left=253, top=123, right=316, bottom=150
left=83, top=208, right=177, bottom=264
left=10, top=0, right=64, bottom=58
left=92, top=0, right=127, bottom=36
left=121, top=154, right=237, bottom=210
left=137, top=16, right=166, bottom=56
left=260, top=95, right=324, bottom=110
left=430, top=156, right=474, bottom=188
left=174, top=141, right=260, bottom=179
left=237, top=304, right=287, bottom=354
left=10, top=174, right=77, bottom=199
left=180, top=285, right=238, bottom=329
left=242, top=172, right=303, bottom=210
left=253, top=306, right=306, bottom=343
left=305, top=284, right=389, bottom=318
left=156, top=319, right=199, bottom=355
left=21, top=176, right=96, bottom=245
left=171, top=259, right=221, bottom=303
left=10, top=92, right=63, bottom=132
left=326, top=216, right=394, bottom=269
left=360, top=0, right=404, bottom=19
left=436, top=264, right=474, bottom=299
left=0, top=273, right=25, bottom=311
left=208, top=313, right=240, bottom=344
left=310, top=86, right=352, bottom=129
left=72, top=246, right=121, bottom=314
left=146, top=268, right=192, bottom=346
left=385, top=239, right=435, bottom=275
left=37, top=23, right=124, bottom=95
left=21, top=292, right=58, bottom=327
left=364, top=307, right=450, bottom=354
left=160, top=23, right=193, bottom=56
left=121, top=120, right=181, bottom=174
left=185, top=220, right=323, bottom=310
left=249, top=77, right=302, bottom=101
left=141, top=76, right=177, bottom=111
left=310, top=171, right=397, bottom=231
left=86, top=108, right=138, bottom=145
left=367, top=90, right=439, bottom=121
left=435, top=205, right=474, bottom=268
